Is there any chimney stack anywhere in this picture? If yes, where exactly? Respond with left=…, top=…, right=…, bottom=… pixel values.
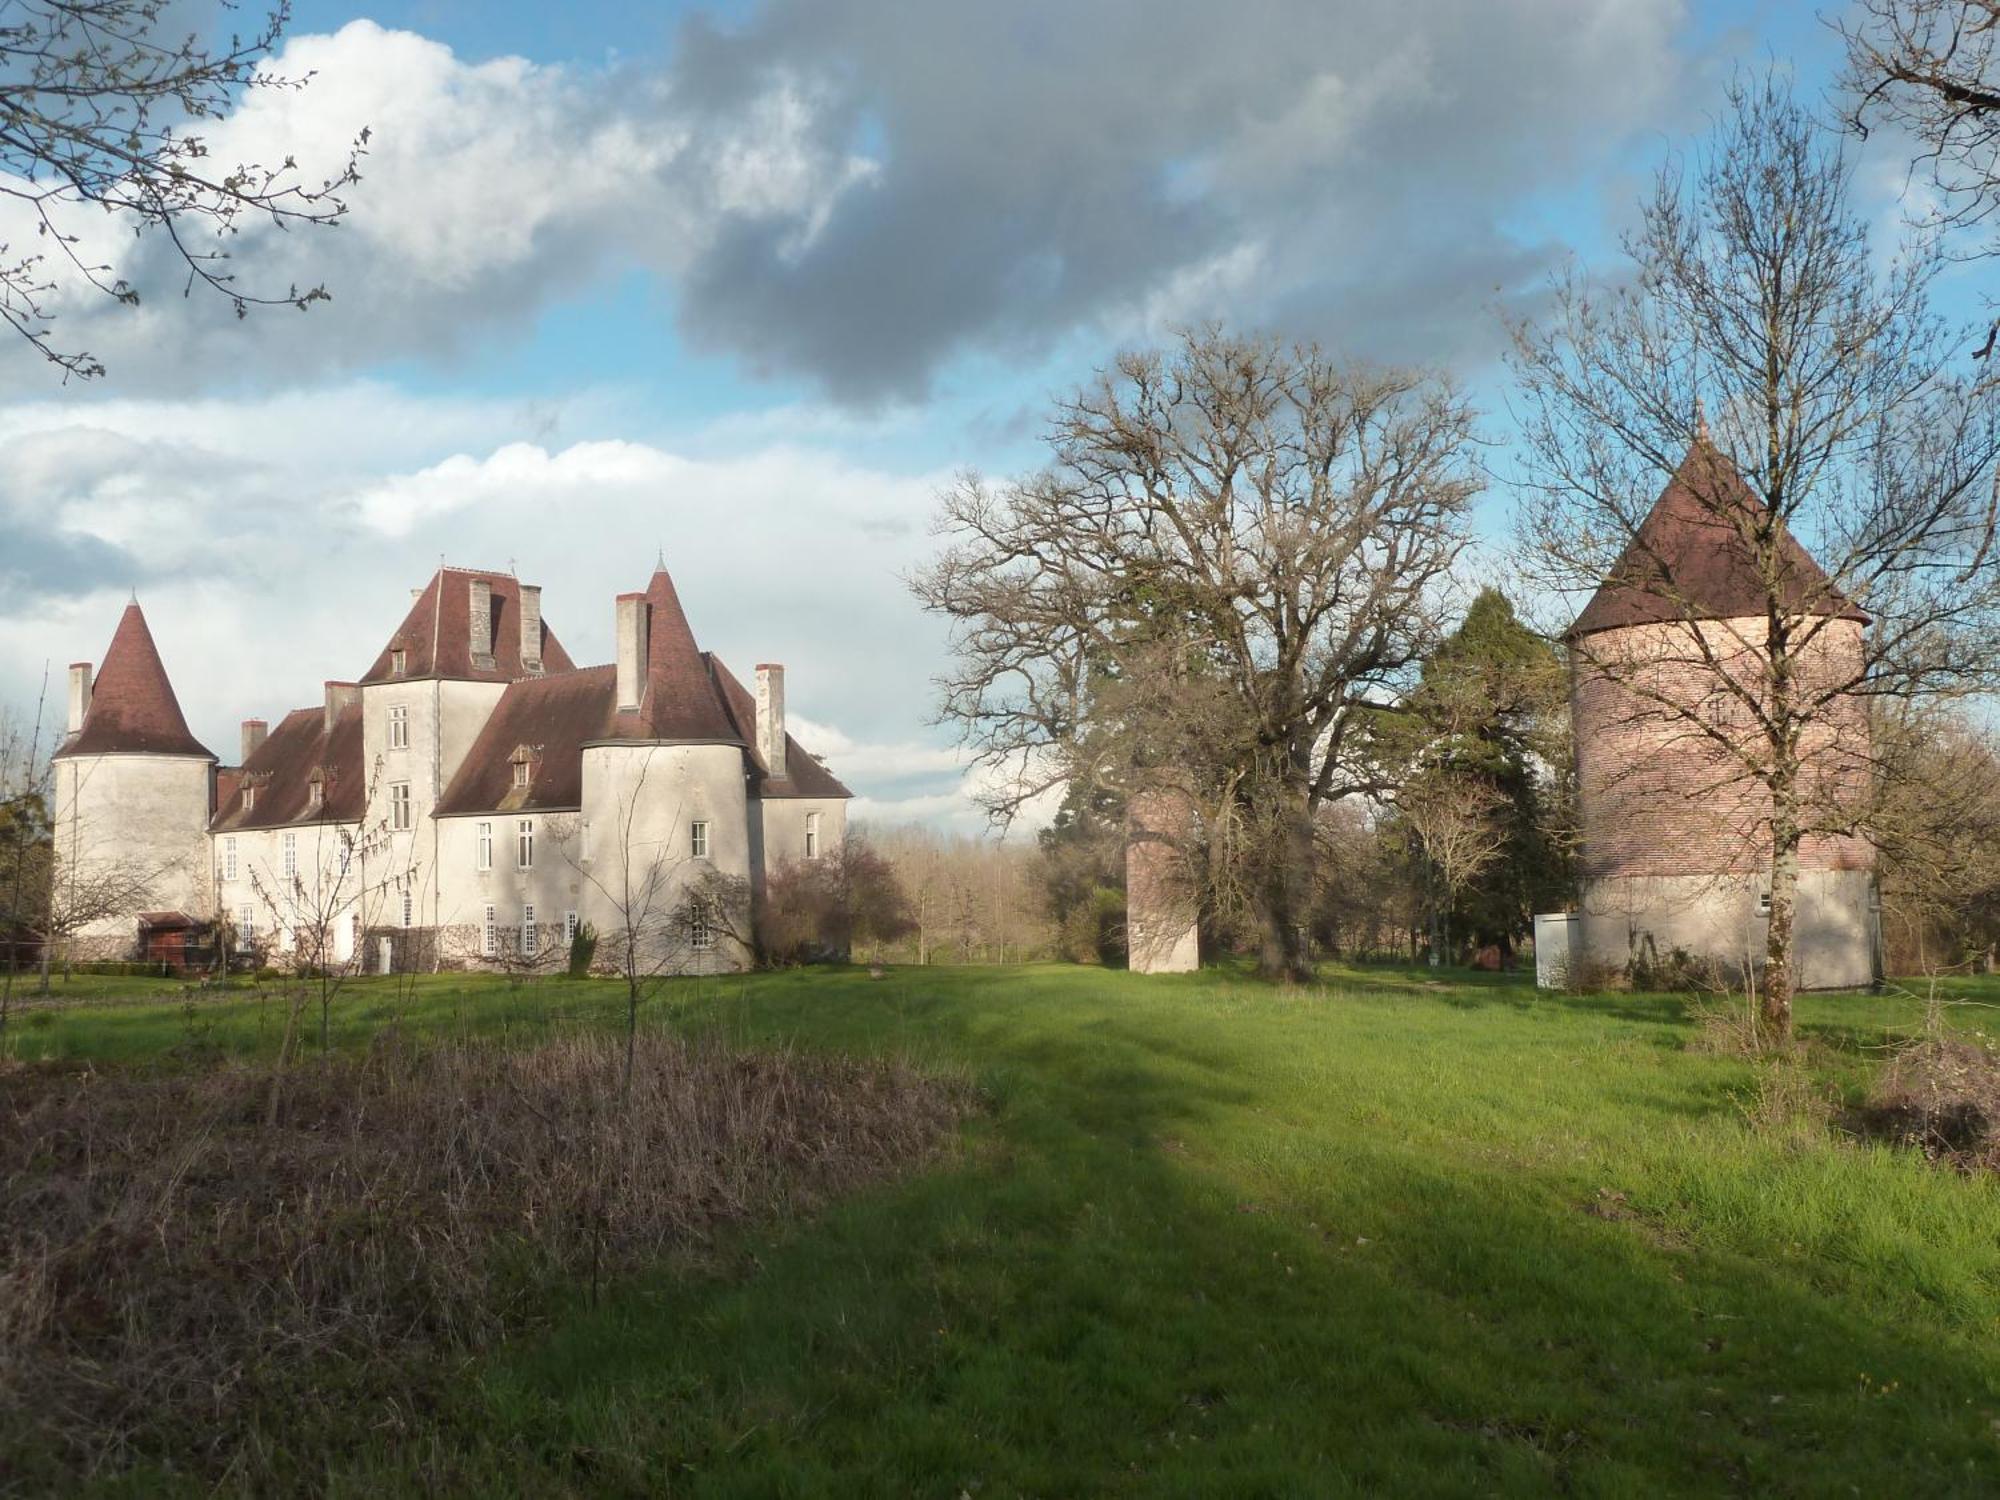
left=519, top=583, right=542, bottom=673
left=66, top=662, right=92, bottom=734
left=756, top=664, right=788, bottom=782
left=616, top=593, right=649, bottom=711
left=468, top=577, right=495, bottom=670
left=323, top=681, right=360, bottom=737
left=240, top=719, right=268, bottom=762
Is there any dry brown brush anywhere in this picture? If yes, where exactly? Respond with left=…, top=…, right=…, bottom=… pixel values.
left=0, top=1034, right=972, bottom=1485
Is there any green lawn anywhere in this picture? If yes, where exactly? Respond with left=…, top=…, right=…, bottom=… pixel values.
left=11, top=964, right=2000, bottom=1496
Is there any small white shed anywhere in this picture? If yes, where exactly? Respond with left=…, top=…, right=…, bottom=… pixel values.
left=1533, top=913, right=1582, bottom=990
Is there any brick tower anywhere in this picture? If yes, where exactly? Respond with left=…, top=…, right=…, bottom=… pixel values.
left=1567, top=437, right=1878, bottom=989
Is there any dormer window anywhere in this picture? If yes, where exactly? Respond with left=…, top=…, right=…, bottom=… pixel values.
left=510, top=744, right=539, bottom=790
left=391, top=647, right=407, bottom=677
left=242, top=785, right=256, bottom=813
left=513, top=758, right=531, bottom=789
left=306, top=768, right=326, bottom=815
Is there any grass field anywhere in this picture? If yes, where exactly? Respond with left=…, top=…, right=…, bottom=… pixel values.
left=7, top=963, right=2000, bottom=1496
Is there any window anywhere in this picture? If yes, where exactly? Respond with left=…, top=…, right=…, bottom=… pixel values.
left=1757, top=890, right=1772, bottom=916
left=401, top=890, right=414, bottom=928
left=388, top=704, right=409, bottom=750
left=306, top=771, right=324, bottom=815
left=242, top=785, right=256, bottom=813
left=804, top=811, right=821, bottom=860
left=522, top=904, right=538, bottom=958
left=512, top=756, right=531, bottom=789
left=482, top=904, right=497, bottom=958
left=389, top=782, right=411, bottom=830
left=280, top=832, right=297, bottom=879
left=516, top=819, right=534, bottom=870
left=564, top=910, right=579, bottom=947
left=238, top=905, right=255, bottom=941
left=476, top=821, right=493, bottom=871
left=223, top=836, right=237, bottom=882
left=391, top=648, right=406, bottom=676
left=690, top=820, right=709, bottom=859
left=688, top=899, right=713, bottom=951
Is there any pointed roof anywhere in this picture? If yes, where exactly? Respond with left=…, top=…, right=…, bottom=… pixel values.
left=606, top=564, right=742, bottom=743
left=57, top=602, right=214, bottom=759
left=1569, top=439, right=1868, bottom=639
left=358, top=567, right=575, bottom=684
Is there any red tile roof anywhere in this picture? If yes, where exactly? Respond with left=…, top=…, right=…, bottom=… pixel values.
left=605, top=566, right=742, bottom=743
left=434, top=565, right=851, bottom=816
left=358, top=568, right=575, bottom=683
left=1570, top=440, right=1867, bottom=639
left=435, top=665, right=617, bottom=815
left=709, top=655, right=853, bottom=800
left=56, top=602, right=215, bottom=759
left=209, top=701, right=365, bottom=831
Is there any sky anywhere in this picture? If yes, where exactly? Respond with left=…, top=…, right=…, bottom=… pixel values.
left=0, top=0, right=1934, bottom=831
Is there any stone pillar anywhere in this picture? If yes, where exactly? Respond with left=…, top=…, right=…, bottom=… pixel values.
left=615, top=593, right=649, bottom=710
left=1127, top=777, right=1200, bottom=974
left=468, top=577, right=495, bottom=671
left=66, top=662, right=92, bottom=733
left=756, top=663, right=788, bottom=781
left=519, top=583, right=543, bottom=673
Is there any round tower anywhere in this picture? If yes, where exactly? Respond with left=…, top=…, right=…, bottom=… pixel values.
left=1568, top=441, right=1877, bottom=989
left=50, top=602, right=217, bottom=961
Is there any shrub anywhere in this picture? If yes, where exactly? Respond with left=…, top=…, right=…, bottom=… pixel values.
left=1059, top=885, right=1127, bottom=966
left=1853, top=1034, right=2000, bottom=1171
left=567, top=920, right=598, bottom=977
left=1627, top=944, right=1727, bottom=994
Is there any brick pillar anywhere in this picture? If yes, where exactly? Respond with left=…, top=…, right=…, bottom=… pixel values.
left=1127, top=776, right=1200, bottom=974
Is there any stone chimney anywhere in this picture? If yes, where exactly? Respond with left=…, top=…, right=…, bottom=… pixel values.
left=755, top=664, right=788, bottom=781
left=468, top=577, right=495, bottom=671
left=519, top=583, right=543, bottom=673
left=323, top=681, right=360, bottom=736
left=616, top=593, right=649, bottom=711
left=240, top=719, right=268, bottom=762
left=66, top=662, right=92, bottom=734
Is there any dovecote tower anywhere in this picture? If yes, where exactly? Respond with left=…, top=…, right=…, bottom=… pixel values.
left=1567, top=438, right=1878, bottom=989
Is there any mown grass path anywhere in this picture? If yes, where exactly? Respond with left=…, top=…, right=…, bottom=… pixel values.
left=18, top=964, right=2000, bottom=1496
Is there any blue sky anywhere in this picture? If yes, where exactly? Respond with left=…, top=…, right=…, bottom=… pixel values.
left=0, top=1, right=1965, bottom=829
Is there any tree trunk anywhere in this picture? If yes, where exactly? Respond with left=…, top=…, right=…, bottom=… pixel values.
left=1252, top=785, right=1315, bottom=983
left=1764, top=824, right=1800, bottom=1048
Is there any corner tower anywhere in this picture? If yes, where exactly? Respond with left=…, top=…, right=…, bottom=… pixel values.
left=1567, top=439, right=1877, bottom=989
left=50, top=601, right=217, bottom=959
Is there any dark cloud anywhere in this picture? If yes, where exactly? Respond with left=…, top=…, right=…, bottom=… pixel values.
left=664, top=0, right=1696, bottom=401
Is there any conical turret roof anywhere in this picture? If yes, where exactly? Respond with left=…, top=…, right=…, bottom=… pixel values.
left=58, top=602, right=214, bottom=758
left=609, top=564, right=742, bottom=743
left=1569, top=438, right=1867, bottom=639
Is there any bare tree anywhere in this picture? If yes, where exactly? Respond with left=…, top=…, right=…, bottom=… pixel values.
left=1510, top=75, right=2000, bottom=1042
left=1393, top=774, right=1508, bottom=966
left=552, top=753, right=729, bottom=1096
left=0, top=1, right=364, bottom=378
left=914, top=326, right=1481, bottom=981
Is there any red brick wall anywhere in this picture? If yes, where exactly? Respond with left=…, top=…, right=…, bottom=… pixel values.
left=1573, top=617, right=1872, bottom=882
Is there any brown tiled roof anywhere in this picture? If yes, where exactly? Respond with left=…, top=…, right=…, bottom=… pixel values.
left=358, top=568, right=575, bottom=684
left=433, top=564, right=852, bottom=817
left=138, top=911, right=201, bottom=929
left=1570, top=440, right=1867, bottom=639
left=56, top=603, right=215, bottom=759
left=709, top=656, right=853, bottom=800
left=605, top=566, right=742, bottom=743
left=209, top=702, right=365, bottom=831
left=436, top=665, right=617, bottom=815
